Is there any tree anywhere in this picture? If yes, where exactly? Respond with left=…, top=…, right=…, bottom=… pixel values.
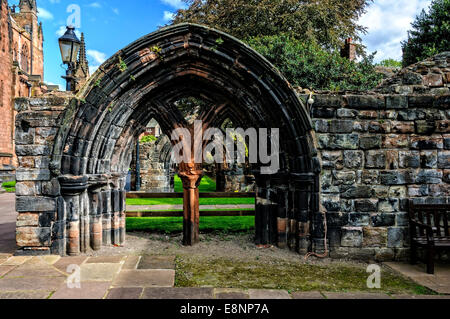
left=402, top=0, right=450, bottom=67
left=377, top=59, right=402, bottom=68
left=246, top=35, right=383, bottom=91
left=171, top=0, right=384, bottom=91
left=173, top=0, right=371, bottom=51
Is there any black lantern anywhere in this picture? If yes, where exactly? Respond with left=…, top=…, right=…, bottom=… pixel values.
left=58, top=26, right=81, bottom=91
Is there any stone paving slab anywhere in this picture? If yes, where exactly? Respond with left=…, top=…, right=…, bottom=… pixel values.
left=5, top=265, right=65, bottom=278
left=138, top=255, right=176, bottom=270
left=0, top=276, right=66, bottom=291
left=142, top=287, right=214, bottom=299
left=113, top=269, right=175, bottom=288
left=51, top=282, right=112, bottom=299
left=80, top=263, right=122, bottom=282
left=2, top=256, right=32, bottom=266
left=216, top=205, right=239, bottom=209
left=323, top=292, right=391, bottom=299
left=53, top=256, right=88, bottom=273
left=86, top=256, right=125, bottom=264
left=291, top=291, right=325, bottom=299
left=122, top=256, right=141, bottom=270
left=384, top=262, right=450, bottom=295
left=106, top=287, right=144, bottom=299
left=0, top=290, right=52, bottom=299
left=41, top=255, right=61, bottom=265
left=214, top=288, right=249, bottom=299
left=248, top=289, right=291, bottom=299
left=0, top=265, right=16, bottom=277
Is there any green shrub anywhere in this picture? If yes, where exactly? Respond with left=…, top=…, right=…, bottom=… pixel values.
left=140, top=135, right=157, bottom=144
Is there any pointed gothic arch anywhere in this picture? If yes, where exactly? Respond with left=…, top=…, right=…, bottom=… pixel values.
left=48, top=24, right=321, bottom=256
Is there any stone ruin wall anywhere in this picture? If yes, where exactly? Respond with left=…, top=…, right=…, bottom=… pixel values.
left=309, top=93, right=450, bottom=261
left=375, top=52, right=450, bottom=95
left=12, top=72, right=450, bottom=259
left=133, top=139, right=174, bottom=192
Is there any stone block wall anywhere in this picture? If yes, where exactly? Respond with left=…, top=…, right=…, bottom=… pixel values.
left=14, top=96, right=126, bottom=255
left=14, top=96, right=67, bottom=254
left=138, top=142, right=174, bottom=192
left=13, top=92, right=450, bottom=259
left=310, top=93, right=450, bottom=261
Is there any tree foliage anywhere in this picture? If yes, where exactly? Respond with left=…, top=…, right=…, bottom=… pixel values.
left=377, top=59, right=402, bottom=68
left=171, top=0, right=384, bottom=91
left=246, top=35, right=383, bottom=91
left=402, top=0, right=450, bottom=67
left=173, top=0, right=371, bottom=51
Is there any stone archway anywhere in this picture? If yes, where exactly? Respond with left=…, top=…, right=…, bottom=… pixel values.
left=17, top=24, right=320, bottom=256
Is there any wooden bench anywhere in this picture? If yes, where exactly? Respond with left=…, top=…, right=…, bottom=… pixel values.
left=408, top=201, right=450, bottom=274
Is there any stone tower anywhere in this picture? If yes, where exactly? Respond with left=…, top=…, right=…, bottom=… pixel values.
left=74, top=33, right=90, bottom=91
left=18, top=0, right=37, bottom=12
left=0, top=0, right=46, bottom=183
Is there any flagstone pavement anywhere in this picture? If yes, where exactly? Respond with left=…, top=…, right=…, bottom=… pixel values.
left=0, top=254, right=448, bottom=299
left=1, top=193, right=450, bottom=299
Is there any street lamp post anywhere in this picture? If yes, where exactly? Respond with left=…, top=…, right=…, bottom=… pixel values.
left=58, top=26, right=81, bottom=91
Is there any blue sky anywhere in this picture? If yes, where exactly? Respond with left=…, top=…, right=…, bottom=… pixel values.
left=9, top=0, right=433, bottom=89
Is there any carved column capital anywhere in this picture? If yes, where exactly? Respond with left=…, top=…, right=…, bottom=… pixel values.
left=178, top=162, right=203, bottom=190
left=59, top=175, right=88, bottom=196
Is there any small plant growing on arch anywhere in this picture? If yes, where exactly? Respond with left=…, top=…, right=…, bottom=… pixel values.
left=117, top=56, right=128, bottom=72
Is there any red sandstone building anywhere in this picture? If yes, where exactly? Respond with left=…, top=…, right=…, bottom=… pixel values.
left=0, top=0, right=47, bottom=182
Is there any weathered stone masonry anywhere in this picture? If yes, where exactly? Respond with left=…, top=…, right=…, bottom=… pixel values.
left=11, top=24, right=450, bottom=260
left=15, top=92, right=450, bottom=259
left=14, top=96, right=126, bottom=255
left=310, top=93, right=450, bottom=260
left=13, top=24, right=320, bottom=256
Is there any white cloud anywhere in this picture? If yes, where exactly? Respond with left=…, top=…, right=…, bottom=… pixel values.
left=87, top=50, right=107, bottom=65
left=56, top=25, right=81, bottom=38
left=88, top=2, right=102, bottom=8
left=89, top=65, right=100, bottom=75
left=56, top=26, right=66, bottom=36
left=37, top=7, right=54, bottom=20
left=359, top=0, right=432, bottom=62
left=161, top=0, right=185, bottom=9
left=113, top=8, right=120, bottom=15
left=163, top=11, right=175, bottom=22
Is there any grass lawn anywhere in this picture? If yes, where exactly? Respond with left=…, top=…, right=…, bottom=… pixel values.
left=127, top=175, right=254, bottom=206
left=1, top=181, right=15, bottom=193
left=175, top=256, right=434, bottom=295
left=126, top=197, right=255, bottom=206
left=174, top=175, right=216, bottom=193
left=126, top=216, right=255, bottom=233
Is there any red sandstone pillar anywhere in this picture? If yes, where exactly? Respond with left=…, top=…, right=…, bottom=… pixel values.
left=178, top=162, right=203, bottom=246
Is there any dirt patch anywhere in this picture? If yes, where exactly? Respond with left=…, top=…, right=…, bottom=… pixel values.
left=83, top=231, right=355, bottom=266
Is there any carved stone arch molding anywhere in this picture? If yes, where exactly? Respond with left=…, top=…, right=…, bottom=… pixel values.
left=16, top=24, right=320, bottom=256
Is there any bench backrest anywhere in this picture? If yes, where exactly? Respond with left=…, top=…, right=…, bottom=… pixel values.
left=409, top=202, right=450, bottom=238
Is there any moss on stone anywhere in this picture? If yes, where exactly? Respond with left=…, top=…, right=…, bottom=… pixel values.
left=175, top=256, right=435, bottom=295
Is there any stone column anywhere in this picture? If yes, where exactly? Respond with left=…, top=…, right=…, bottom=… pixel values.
left=59, top=175, right=88, bottom=256
left=87, top=177, right=107, bottom=251
left=178, top=162, right=203, bottom=246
